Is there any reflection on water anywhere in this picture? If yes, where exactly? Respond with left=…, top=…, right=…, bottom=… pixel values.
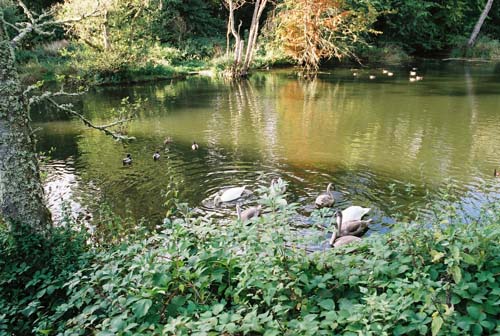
left=35, top=62, right=500, bottom=231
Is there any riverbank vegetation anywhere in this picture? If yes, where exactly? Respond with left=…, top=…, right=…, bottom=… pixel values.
left=2, top=0, right=500, bottom=84
left=1, top=183, right=499, bottom=335
left=1, top=2, right=500, bottom=335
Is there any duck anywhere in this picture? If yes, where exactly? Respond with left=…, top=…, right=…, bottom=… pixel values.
left=122, top=153, right=132, bottom=166
left=153, top=150, right=160, bottom=161
left=214, top=186, right=247, bottom=206
left=341, top=206, right=371, bottom=222
left=416, top=76, right=423, bottom=81
left=315, top=183, right=335, bottom=208
left=382, top=69, right=388, bottom=74
left=163, top=137, right=173, bottom=145
left=387, top=72, right=394, bottom=77
left=191, top=141, right=199, bottom=150
left=369, top=75, right=376, bottom=80
left=236, top=204, right=262, bottom=222
left=410, top=71, right=417, bottom=76
left=329, top=210, right=362, bottom=248
left=494, top=169, right=500, bottom=177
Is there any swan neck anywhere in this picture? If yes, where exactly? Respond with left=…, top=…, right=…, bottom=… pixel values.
left=236, top=205, right=241, bottom=219
left=336, top=212, right=343, bottom=233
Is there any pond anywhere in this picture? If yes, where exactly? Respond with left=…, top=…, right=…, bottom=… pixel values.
left=35, top=61, right=500, bottom=233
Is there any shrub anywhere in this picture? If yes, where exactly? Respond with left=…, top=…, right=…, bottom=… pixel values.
left=1, top=183, right=499, bottom=335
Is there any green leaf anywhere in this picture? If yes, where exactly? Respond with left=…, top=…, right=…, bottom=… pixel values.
left=318, top=299, right=335, bottom=310
left=431, top=315, right=443, bottom=336
left=110, top=316, right=125, bottom=331
left=450, top=265, right=462, bottom=283
left=430, top=250, right=445, bottom=262
left=132, top=299, right=152, bottom=318
left=466, top=305, right=481, bottom=320
left=471, top=324, right=483, bottom=335
left=212, top=303, right=225, bottom=315
left=461, top=252, right=476, bottom=265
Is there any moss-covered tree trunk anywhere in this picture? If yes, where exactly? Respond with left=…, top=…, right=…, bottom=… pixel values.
left=0, top=24, right=52, bottom=232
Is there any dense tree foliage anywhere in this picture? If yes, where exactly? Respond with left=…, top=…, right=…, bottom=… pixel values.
left=6, top=0, right=499, bottom=80
left=370, top=0, right=500, bottom=54
left=274, top=0, right=379, bottom=74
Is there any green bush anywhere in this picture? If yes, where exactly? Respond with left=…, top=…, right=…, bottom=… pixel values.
left=1, top=184, right=499, bottom=335
left=450, top=36, right=500, bottom=60
left=355, top=42, right=411, bottom=65
left=0, top=224, right=91, bottom=335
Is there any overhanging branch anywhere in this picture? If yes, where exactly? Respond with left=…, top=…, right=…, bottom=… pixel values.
left=46, top=97, right=135, bottom=141
left=10, top=0, right=102, bottom=47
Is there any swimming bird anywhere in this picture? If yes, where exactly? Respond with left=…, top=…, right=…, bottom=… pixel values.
left=387, top=72, right=394, bottom=77
left=153, top=150, right=160, bottom=161
left=382, top=69, right=388, bottom=74
left=214, top=186, right=247, bottom=206
left=164, top=137, right=173, bottom=145
left=329, top=210, right=362, bottom=248
left=416, top=76, right=423, bottom=81
left=409, top=77, right=416, bottom=82
left=315, top=183, right=335, bottom=208
left=270, top=178, right=287, bottom=196
left=191, top=141, right=199, bottom=150
left=341, top=206, right=371, bottom=222
left=236, top=204, right=262, bottom=222
left=369, top=75, right=376, bottom=80
left=410, top=71, right=417, bottom=76
left=339, top=217, right=372, bottom=237
left=122, top=153, right=132, bottom=166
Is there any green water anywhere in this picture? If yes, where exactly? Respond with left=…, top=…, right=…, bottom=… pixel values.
left=36, top=62, right=500, bottom=230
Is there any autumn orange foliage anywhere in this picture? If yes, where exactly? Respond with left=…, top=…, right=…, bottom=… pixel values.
left=275, top=0, right=379, bottom=75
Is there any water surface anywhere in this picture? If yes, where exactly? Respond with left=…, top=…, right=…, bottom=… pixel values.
left=35, top=62, right=500, bottom=231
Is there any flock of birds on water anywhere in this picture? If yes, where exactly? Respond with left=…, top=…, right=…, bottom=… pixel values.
left=122, top=135, right=373, bottom=251
left=352, top=67, right=424, bottom=82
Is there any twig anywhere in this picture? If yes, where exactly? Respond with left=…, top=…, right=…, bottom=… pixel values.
left=46, top=97, right=135, bottom=141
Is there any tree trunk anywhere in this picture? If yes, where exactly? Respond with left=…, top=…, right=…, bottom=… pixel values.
left=0, top=26, right=52, bottom=232
left=102, top=9, right=110, bottom=51
left=467, top=0, right=494, bottom=48
left=242, top=0, right=268, bottom=73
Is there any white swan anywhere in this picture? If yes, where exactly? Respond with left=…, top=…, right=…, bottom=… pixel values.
left=214, top=186, right=246, bottom=205
left=341, top=206, right=371, bottom=222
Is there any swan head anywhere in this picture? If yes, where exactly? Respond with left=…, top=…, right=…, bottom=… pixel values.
left=213, top=195, right=222, bottom=206
left=326, top=183, right=335, bottom=193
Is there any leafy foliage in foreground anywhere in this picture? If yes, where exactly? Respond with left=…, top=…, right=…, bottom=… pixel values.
left=1, top=195, right=500, bottom=335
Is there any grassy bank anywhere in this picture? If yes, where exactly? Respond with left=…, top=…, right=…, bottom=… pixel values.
left=1, top=184, right=500, bottom=335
